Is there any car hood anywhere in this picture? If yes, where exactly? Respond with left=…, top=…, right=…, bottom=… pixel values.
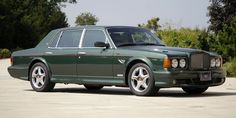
left=119, top=46, right=204, bottom=55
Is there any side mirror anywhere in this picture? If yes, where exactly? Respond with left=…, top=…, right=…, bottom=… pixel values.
left=94, top=42, right=110, bottom=48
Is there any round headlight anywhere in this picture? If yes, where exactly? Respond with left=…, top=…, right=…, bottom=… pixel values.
left=211, top=58, right=216, bottom=67
left=215, top=58, right=221, bottom=67
left=171, top=59, right=178, bottom=68
left=179, top=59, right=186, bottom=68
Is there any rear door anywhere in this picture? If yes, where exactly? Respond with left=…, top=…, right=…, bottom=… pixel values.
left=45, top=29, right=83, bottom=82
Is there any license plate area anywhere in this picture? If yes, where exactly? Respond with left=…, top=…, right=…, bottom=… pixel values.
left=200, top=71, right=211, bottom=81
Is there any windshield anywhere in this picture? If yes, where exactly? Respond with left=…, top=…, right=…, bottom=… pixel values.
left=107, top=27, right=165, bottom=47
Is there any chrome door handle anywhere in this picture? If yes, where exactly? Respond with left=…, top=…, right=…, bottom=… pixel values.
left=45, top=51, right=53, bottom=55
left=78, top=52, right=86, bottom=55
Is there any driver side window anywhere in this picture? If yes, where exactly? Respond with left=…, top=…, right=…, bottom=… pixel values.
left=82, top=30, right=106, bottom=47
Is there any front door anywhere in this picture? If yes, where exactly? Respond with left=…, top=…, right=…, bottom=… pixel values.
left=77, top=29, right=115, bottom=84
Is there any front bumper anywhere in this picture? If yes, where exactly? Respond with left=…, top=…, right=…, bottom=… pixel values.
left=153, top=69, right=226, bottom=88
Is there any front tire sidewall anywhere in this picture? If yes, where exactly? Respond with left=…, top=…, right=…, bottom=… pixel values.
left=29, top=63, right=54, bottom=92
left=128, top=63, right=158, bottom=96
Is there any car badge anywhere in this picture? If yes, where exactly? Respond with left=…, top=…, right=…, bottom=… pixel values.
left=118, top=59, right=126, bottom=64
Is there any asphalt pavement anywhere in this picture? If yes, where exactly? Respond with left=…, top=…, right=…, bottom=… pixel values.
left=0, top=58, right=236, bottom=118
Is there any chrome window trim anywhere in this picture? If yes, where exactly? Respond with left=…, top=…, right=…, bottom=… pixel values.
left=48, top=28, right=115, bottom=49
left=79, top=47, right=109, bottom=49
left=48, top=31, right=63, bottom=48
left=55, top=29, right=83, bottom=48
left=55, top=31, right=63, bottom=48
left=79, top=28, right=86, bottom=48
left=53, top=47, right=79, bottom=49
left=105, top=28, right=117, bottom=49
left=47, top=30, right=60, bottom=46
left=80, top=29, right=113, bottom=48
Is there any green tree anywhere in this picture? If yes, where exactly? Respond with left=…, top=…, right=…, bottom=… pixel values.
left=75, top=12, right=99, bottom=25
left=138, top=17, right=161, bottom=32
left=208, top=0, right=236, bottom=33
left=157, top=27, right=202, bottom=49
left=210, top=17, right=236, bottom=60
left=0, top=0, right=76, bottom=49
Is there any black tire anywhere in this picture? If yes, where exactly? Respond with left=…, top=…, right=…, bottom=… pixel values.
left=182, top=86, right=208, bottom=95
left=29, top=62, right=55, bottom=92
left=84, top=85, right=104, bottom=90
left=128, top=63, right=159, bottom=96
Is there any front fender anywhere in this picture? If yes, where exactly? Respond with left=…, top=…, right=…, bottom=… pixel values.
left=126, top=56, right=154, bottom=70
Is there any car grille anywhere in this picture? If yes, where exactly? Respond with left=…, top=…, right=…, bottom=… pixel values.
left=190, top=53, right=210, bottom=70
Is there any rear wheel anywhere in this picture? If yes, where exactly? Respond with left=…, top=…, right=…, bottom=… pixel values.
left=128, top=63, right=159, bottom=96
left=29, top=62, right=55, bottom=92
left=182, top=86, right=208, bottom=95
left=84, top=85, right=104, bottom=90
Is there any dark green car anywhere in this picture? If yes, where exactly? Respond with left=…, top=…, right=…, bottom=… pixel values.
left=8, top=26, right=226, bottom=96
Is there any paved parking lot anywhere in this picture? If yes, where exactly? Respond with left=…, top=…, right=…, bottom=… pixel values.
left=1, top=58, right=236, bottom=118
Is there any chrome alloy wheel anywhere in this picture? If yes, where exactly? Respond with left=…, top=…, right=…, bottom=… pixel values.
left=131, top=67, right=150, bottom=92
left=31, top=66, right=46, bottom=89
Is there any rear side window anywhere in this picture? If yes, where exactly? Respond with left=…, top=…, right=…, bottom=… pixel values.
left=82, top=30, right=106, bottom=47
left=49, top=31, right=61, bottom=47
left=57, top=30, right=82, bottom=47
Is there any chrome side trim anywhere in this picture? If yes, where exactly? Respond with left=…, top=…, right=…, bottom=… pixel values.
left=80, top=29, right=113, bottom=48
left=45, top=51, right=53, bottom=54
left=105, top=28, right=117, bottom=49
left=79, top=28, right=86, bottom=48
left=55, top=31, right=63, bottom=48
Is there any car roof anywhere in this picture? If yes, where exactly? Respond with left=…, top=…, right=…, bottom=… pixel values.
left=55, top=25, right=140, bottom=31
left=35, top=26, right=144, bottom=49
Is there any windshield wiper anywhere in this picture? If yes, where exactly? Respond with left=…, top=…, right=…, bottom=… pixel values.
left=138, top=43, right=157, bottom=45
left=138, top=43, right=165, bottom=46
left=117, top=43, right=137, bottom=47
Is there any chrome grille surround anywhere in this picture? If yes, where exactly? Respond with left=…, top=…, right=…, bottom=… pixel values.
left=190, top=53, right=210, bottom=70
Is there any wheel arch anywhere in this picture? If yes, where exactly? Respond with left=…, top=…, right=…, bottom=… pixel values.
left=28, top=57, right=51, bottom=80
left=124, top=57, right=153, bottom=85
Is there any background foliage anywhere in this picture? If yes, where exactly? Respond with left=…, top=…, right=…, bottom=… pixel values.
left=0, top=48, right=11, bottom=58
left=0, top=0, right=74, bottom=49
left=75, top=12, right=98, bottom=26
left=208, top=0, right=236, bottom=33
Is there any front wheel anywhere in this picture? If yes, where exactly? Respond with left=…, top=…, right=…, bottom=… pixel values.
left=29, top=62, right=55, bottom=92
left=182, top=86, right=208, bottom=95
left=128, top=63, right=159, bottom=96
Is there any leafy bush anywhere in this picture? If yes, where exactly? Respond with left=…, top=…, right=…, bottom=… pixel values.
left=12, top=47, right=23, bottom=52
left=157, top=28, right=202, bottom=49
left=0, top=48, right=11, bottom=58
left=223, top=58, right=236, bottom=77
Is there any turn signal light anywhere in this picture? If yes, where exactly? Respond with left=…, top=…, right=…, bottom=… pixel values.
left=163, top=57, right=171, bottom=68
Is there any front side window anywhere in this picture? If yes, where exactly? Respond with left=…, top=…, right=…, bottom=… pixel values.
left=57, top=30, right=82, bottom=47
left=82, top=30, right=106, bottom=47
